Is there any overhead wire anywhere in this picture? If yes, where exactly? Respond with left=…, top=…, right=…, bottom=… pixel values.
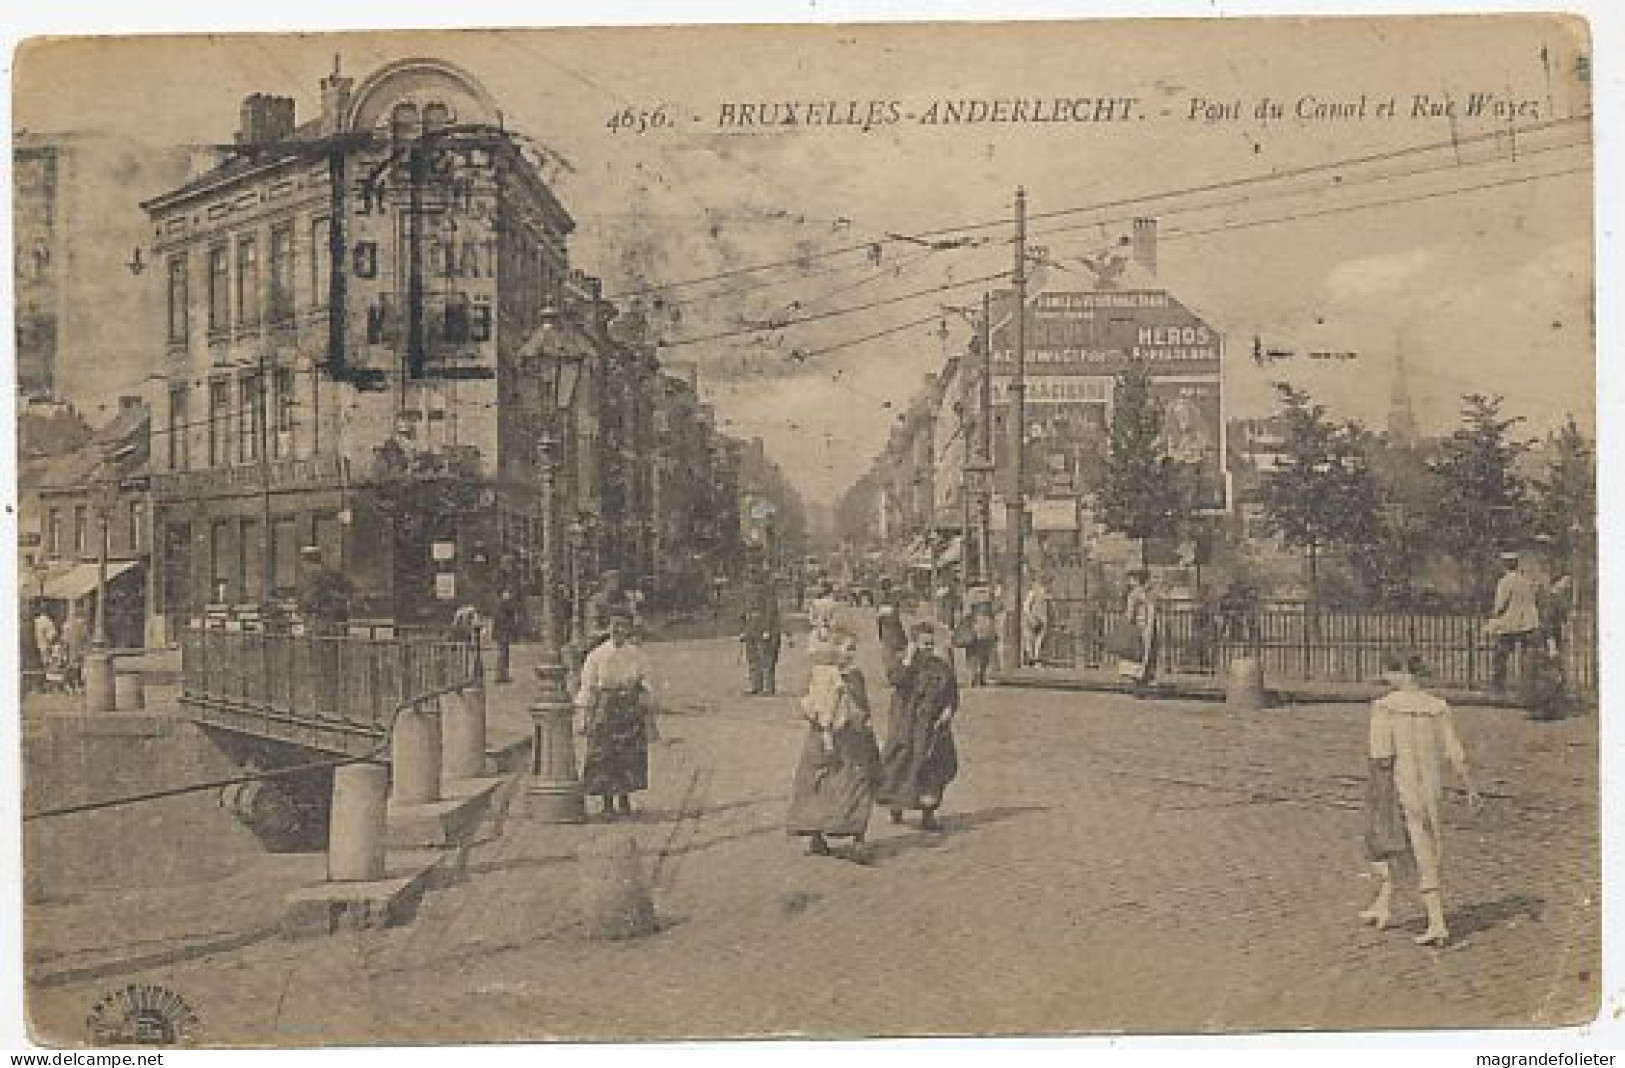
left=595, top=115, right=1588, bottom=299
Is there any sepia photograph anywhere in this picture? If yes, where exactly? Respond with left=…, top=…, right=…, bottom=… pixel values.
left=6, top=10, right=1604, bottom=1049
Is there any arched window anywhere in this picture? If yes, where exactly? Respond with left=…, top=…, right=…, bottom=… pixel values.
left=422, top=100, right=453, bottom=134
left=390, top=101, right=421, bottom=143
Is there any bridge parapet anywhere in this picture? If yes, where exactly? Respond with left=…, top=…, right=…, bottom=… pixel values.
left=179, top=629, right=480, bottom=757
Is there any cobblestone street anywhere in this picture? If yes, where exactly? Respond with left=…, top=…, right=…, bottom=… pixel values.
left=25, top=631, right=1600, bottom=1044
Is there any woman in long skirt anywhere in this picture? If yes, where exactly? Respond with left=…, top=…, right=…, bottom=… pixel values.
left=787, top=626, right=880, bottom=860
left=576, top=611, right=652, bottom=819
left=1360, top=652, right=1482, bottom=946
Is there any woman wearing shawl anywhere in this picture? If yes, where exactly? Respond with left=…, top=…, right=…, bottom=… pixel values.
left=787, top=625, right=880, bottom=860
left=1360, top=652, right=1482, bottom=946
left=877, top=621, right=960, bottom=832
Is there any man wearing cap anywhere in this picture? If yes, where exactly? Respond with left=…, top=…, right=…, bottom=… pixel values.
left=740, top=561, right=783, bottom=696
left=1486, top=551, right=1540, bottom=694
left=877, top=621, right=960, bottom=831
left=491, top=553, right=523, bottom=685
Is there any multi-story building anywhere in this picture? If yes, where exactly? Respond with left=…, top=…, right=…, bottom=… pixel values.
left=30, top=397, right=154, bottom=648
left=141, top=58, right=630, bottom=637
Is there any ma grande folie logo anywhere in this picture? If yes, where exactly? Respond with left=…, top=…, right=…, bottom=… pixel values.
left=85, top=984, right=202, bottom=1047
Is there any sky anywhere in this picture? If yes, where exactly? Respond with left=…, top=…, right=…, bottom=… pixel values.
left=11, top=17, right=1594, bottom=506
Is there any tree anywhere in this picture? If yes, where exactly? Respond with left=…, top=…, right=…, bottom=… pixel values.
left=1365, top=431, right=1436, bottom=607
left=1257, top=384, right=1382, bottom=606
left=1528, top=415, right=1595, bottom=602
left=1426, top=394, right=1531, bottom=605
left=1101, top=360, right=1185, bottom=562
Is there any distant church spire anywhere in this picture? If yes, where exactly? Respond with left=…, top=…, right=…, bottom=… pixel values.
left=1388, top=342, right=1419, bottom=447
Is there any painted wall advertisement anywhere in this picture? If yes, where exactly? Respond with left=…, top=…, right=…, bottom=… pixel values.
left=987, top=289, right=1228, bottom=513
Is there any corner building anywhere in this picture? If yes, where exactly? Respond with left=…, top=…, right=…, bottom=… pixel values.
left=144, top=58, right=625, bottom=638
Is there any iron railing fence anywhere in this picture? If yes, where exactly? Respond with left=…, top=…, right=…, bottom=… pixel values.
left=180, top=629, right=479, bottom=734
left=1043, top=601, right=1596, bottom=701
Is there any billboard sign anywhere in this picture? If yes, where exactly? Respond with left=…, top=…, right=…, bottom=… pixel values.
left=983, top=288, right=1228, bottom=513
left=990, top=290, right=1220, bottom=375
left=1151, top=378, right=1226, bottom=512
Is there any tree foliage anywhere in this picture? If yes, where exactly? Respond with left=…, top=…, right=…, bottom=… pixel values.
left=1257, top=383, right=1382, bottom=602
left=1101, top=360, right=1186, bottom=554
left=1426, top=393, right=1531, bottom=601
left=1528, top=414, right=1595, bottom=577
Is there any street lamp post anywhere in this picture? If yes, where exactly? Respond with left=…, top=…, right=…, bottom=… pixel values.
left=567, top=518, right=588, bottom=654
left=525, top=321, right=586, bottom=822
left=527, top=432, right=584, bottom=821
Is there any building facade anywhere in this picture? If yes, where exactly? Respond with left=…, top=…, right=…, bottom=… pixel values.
left=141, top=58, right=655, bottom=638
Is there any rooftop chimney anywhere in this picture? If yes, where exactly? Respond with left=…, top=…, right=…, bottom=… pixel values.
left=1132, top=217, right=1158, bottom=275
left=237, top=93, right=297, bottom=145
left=319, top=54, right=355, bottom=135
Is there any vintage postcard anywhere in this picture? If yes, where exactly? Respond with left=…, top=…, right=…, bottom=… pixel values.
left=11, top=15, right=1597, bottom=1047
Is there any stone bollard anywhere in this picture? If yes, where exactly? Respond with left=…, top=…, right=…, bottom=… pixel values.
left=1226, top=656, right=1267, bottom=712
left=576, top=833, right=658, bottom=940
left=329, top=763, right=389, bottom=881
left=114, top=671, right=145, bottom=711
left=441, top=688, right=487, bottom=780
left=83, top=649, right=116, bottom=713
left=391, top=699, right=443, bottom=806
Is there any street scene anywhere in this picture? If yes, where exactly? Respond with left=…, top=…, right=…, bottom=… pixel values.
left=11, top=17, right=1599, bottom=1047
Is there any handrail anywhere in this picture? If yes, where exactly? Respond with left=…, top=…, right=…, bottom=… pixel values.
left=180, top=627, right=480, bottom=732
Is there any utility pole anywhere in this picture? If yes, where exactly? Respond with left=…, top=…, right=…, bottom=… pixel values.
left=260, top=345, right=273, bottom=610
left=979, top=289, right=993, bottom=587
left=1005, top=187, right=1028, bottom=666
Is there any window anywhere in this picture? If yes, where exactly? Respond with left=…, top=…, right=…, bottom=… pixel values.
left=239, top=519, right=262, bottom=602
left=443, top=294, right=470, bottom=344
left=353, top=240, right=378, bottom=278
left=470, top=301, right=492, bottom=343
left=47, top=509, right=61, bottom=557
left=269, top=224, right=295, bottom=322
left=208, top=245, right=230, bottom=334
left=236, top=235, right=259, bottom=326
left=73, top=505, right=88, bottom=556
left=272, top=368, right=296, bottom=458
left=367, top=294, right=398, bottom=344
left=238, top=373, right=262, bottom=463
left=209, top=379, right=231, bottom=467
left=167, top=385, right=190, bottom=471
left=310, top=217, right=330, bottom=308
left=166, top=255, right=188, bottom=344
left=210, top=520, right=232, bottom=602
left=272, top=518, right=299, bottom=595
left=129, top=501, right=145, bottom=554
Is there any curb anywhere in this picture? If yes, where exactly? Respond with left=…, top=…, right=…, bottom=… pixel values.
left=988, top=671, right=1535, bottom=710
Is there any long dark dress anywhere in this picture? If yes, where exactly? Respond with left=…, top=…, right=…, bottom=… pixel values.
left=876, top=649, right=960, bottom=811
left=581, top=686, right=650, bottom=796
left=787, top=670, right=881, bottom=838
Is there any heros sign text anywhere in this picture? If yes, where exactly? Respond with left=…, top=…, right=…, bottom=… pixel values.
left=989, top=290, right=1227, bottom=513
left=992, top=291, right=1221, bottom=371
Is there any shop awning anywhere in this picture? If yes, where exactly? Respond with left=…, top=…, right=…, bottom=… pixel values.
left=43, top=560, right=140, bottom=602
